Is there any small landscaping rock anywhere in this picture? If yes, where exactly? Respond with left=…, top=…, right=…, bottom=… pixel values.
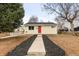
left=42, top=35, right=65, bottom=56
left=6, top=35, right=37, bottom=56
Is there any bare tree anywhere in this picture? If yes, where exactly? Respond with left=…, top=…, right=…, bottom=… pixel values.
left=28, top=16, right=38, bottom=23
left=55, top=16, right=65, bottom=31
left=43, top=3, right=79, bottom=34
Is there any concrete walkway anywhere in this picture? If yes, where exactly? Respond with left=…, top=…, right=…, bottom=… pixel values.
left=27, top=35, right=46, bottom=56
left=0, top=33, right=28, bottom=39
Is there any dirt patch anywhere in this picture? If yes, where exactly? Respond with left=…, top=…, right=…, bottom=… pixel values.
left=0, top=34, right=32, bottom=56
left=0, top=32, right=10, bottom=37
left=47, top=34, right=79, bottom=56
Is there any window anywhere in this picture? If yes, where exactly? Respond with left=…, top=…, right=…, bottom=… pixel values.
left=29, top=26, right=34, bottom=30
left=51, top=26, right=54, bottom=28
left=51, top=26, right=55, bottom=28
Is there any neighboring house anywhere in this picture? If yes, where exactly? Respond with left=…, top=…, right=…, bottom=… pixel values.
left=58, top=27, right=68, bottom=32
left=74, top=26, right=79, bottom=31
left=15, top=22, right=57, bottom=34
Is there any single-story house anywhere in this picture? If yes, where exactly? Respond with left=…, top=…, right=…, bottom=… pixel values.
left=74, top=26, right=79, bottom=31
left=15, top=22, right=57, bottom=34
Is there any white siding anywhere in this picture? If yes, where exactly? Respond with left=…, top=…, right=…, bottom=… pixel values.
left=24, top=26, right=38, bottom=34
left=42, top=26, right=57, bottom=34
left=24, top=26, right=57, bottom=34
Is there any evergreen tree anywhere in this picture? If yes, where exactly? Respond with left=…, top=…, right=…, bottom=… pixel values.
left=0, top=3, right=24, bottom=32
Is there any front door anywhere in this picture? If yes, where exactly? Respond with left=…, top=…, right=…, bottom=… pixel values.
left=38, top=26, right=41, bottom=33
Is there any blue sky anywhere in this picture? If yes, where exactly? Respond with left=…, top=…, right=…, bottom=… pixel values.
left=23, top=3, right=56, bottom=24
left=23, top=3, right=79, bottom=28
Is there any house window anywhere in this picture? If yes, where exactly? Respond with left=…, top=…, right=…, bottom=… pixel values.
left=51, top=26, right=55, bottom=28
left=29, top=26, right=34, bottom=30
left=51, top=26, right=54, bottom=28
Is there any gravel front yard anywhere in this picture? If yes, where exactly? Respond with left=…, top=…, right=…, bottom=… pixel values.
left=7, top=35, right=37, bottom=56
left=42, top=35, right=65, bottom=56
left=47, top=34, right=79, bottom=56
left=0, top=34, right=32, bottom=56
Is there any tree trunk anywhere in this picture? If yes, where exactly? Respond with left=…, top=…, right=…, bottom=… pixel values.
left=68, top=28, right=71, bottom=32
left=70, top=22, right=75, bottom=35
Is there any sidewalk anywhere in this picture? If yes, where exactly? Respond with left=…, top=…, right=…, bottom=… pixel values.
left=0, top=33, right=28, bottom=39
left=27, top=35, right=46, bottom=56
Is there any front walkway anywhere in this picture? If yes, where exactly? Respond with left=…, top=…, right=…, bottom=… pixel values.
left=27, top=35, right=46, bottom=56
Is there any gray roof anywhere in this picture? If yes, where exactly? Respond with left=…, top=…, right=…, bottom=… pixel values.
left=24, top=22, right=57, bottom=27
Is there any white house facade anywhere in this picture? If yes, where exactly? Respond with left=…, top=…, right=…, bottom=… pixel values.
left=15, top=22, right=57, bottom=34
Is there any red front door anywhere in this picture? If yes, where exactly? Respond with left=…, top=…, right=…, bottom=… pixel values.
left=38, top=26, right=41, bottom=33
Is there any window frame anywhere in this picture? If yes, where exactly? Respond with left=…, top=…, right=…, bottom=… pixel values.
left=28, top=26, right=34, bottom=30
